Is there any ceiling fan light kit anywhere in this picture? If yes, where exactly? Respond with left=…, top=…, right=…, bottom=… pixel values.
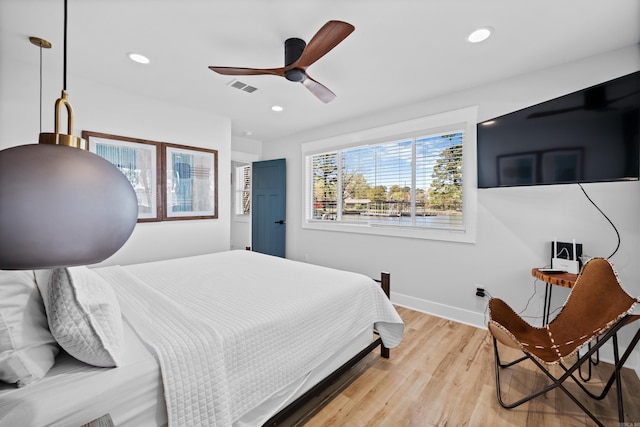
left=0, top=0, right=138, bottom=270
left=209, top=20, right=355, bottom=103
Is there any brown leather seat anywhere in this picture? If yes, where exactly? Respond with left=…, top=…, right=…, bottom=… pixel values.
left=488, top=257, right=640, bottom=427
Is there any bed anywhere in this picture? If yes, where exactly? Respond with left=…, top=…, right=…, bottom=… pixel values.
left=0, top=250, right=404, bottom=426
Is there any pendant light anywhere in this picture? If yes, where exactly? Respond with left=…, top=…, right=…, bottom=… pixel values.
left=0, top=0, right=138, bottom=270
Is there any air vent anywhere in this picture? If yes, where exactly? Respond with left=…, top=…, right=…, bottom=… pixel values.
left=227, top=79, right=258, bottom=93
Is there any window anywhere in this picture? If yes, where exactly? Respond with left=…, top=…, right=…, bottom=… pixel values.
left=303, top=107, right=477, bottom=242
left=235, top=164, right=251, bottom=216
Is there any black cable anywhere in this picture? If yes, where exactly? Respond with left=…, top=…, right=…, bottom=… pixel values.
left=577, top=183, right=621, bottom=259
left=518, top=279, right=539, bottom=316
left=505, top=184, right=621, bottom=324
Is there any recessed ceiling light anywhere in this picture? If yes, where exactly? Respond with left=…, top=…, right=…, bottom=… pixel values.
left=481, top=120, right=496, bottom=126
left=466, top=27, right=493, bottom=43
left=271, top=105, right=283, bottom=112
left=127, top=52, right=150, bottom=64
left=243, top=130, right=253, bottom=136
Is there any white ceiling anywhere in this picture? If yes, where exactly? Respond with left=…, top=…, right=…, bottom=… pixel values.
left=3, top=0, right=640, bottom=143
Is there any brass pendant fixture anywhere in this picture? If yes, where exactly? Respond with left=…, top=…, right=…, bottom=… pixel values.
left=0, top=0, right=138, bottom=270
left=38, top=90, right=88, bottom=149
left=32, top=5, right=87, bottom=151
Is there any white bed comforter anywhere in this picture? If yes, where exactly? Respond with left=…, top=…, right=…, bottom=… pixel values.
left=94, top=251, right=404, bottom=427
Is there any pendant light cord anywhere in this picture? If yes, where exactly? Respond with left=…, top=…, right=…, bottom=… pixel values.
left=63, top=0, right=67, bottom=91
left=31, top=37, right=51, bottom=131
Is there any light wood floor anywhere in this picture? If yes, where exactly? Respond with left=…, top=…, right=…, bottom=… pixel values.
left=282, top=306, right=640, bottom=427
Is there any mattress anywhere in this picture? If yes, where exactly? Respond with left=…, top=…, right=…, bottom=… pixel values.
left=0, top=319, right=166, bottom=427
left=0, top=250, right=403, bottom=426
left=234, top=326, right=373, bottom=427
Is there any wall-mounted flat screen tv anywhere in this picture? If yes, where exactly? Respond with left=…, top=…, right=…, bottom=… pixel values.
left=477, top=71, right=639, bottom=188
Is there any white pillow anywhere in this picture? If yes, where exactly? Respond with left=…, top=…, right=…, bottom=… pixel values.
left=38, top=266, right=124, bottom=367
left=0, top=270, right=59, bottom=387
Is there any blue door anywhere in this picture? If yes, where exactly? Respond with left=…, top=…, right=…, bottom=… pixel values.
left=251, top=158, right=286, bottom=257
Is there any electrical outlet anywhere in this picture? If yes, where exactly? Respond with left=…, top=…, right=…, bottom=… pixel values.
left=475, top=285, right=486, bottom=298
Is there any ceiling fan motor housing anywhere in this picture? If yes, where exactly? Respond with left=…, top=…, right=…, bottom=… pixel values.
left=285, top=37, right=306, bottom=65
left=284, top=37, right=306, bottom=82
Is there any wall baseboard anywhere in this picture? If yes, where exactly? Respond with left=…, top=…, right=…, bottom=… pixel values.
left=391, top=292, right=640, bottom=379
left=391, top=292, right=487, bottom=330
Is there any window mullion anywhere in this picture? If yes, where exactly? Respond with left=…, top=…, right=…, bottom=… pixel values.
left=411, top=138, right=417, bottom=226
left=337, top=151, right=343, bottom=221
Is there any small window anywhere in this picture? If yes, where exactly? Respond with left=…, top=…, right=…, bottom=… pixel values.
left=235, top=164, right=251, bottom=216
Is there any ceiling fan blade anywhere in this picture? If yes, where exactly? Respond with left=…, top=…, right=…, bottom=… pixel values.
left=295, top=20, right=354, bottom=69
left=302, top=75, right=336, bottom=103
left=208, top=66, right=285, bottom=77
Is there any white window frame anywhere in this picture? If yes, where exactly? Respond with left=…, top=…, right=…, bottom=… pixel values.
left=301, top=106, right=478, bottom=243
left=234, top=164, right=251, bottom=217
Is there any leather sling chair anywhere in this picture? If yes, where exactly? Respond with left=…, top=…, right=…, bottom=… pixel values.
left=488, top=257, right=640, bottom=427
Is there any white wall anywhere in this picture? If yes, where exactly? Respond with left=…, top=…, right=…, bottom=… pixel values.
left=1, top=56, right=232, bottom=267
left=263, top=45, right=640, bottom=372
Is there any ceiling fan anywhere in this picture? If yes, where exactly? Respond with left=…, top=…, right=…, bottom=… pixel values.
left=209, top=20, right=354, bottom=103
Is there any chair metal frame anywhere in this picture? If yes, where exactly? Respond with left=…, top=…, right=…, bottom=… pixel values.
left=493, top=316, right=640, bottom=427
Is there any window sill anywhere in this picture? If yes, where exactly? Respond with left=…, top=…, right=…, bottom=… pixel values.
left=302, top=220, right=475, bottom=243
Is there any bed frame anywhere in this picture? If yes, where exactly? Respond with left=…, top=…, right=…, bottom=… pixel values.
left=262, top=272, right=391, bottom=426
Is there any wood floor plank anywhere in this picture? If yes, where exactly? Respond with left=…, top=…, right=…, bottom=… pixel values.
left=281, top=306, right=640, bottom=426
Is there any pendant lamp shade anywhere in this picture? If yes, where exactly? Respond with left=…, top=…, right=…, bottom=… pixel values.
left=0, top=1, right=138, bottom=270
left=0, top=144, right=138, bottom=269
